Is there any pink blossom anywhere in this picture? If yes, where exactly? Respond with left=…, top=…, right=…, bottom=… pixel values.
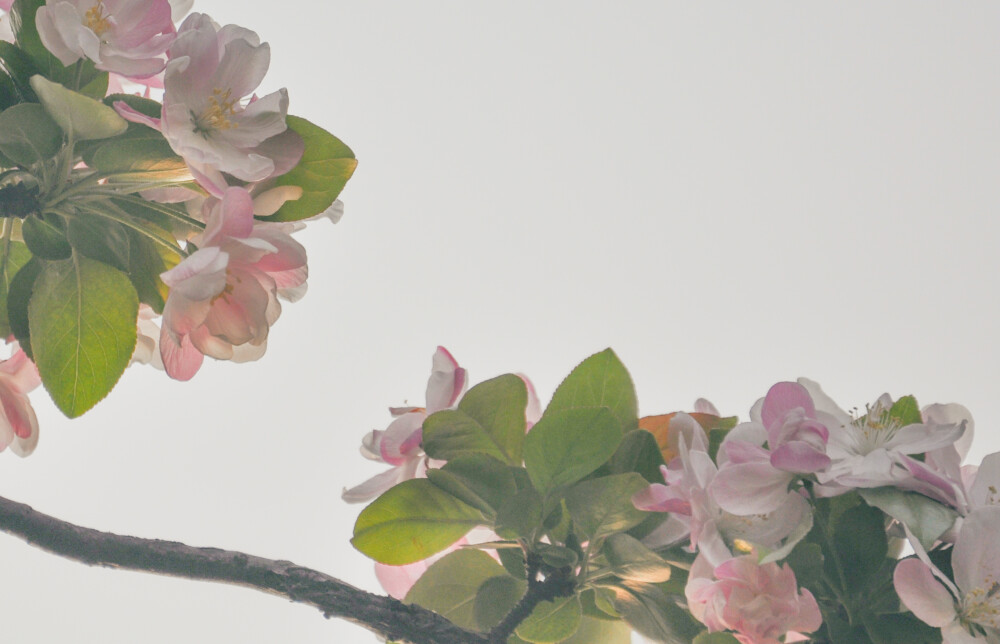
left=686, top=554, right=822, bottom=644
left=895, top=507, right=1000, bottom=642
left=158, top=186, right=307, bottom=380
left=36, top=0, right=176, bottom=78
left=709, top=382, right=835, bottom=516
left=798, top=379, right=968, bottom=492
left=342, top=347, right=468, bottom=503
left=633, top=414, right=809, bottom=566
left=0, top=343, right=41, bottom=457
left=117, top=13, right=296, bottom=196
left=0, top=0, right=13, bottom=12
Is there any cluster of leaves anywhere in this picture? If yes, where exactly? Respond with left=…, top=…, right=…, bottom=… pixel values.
left=352, top=350, right=736, bottom=643
left=0, top=0, right=355, bottom=418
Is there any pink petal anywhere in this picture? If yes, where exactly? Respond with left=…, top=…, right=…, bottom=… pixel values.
left=923, top=403, right=975, bottom=461
left=770, top=442, right=832, bottom=474
left=202, top=187, right=255, bottom=242
left=761, top=382, right=816, bottom=430
left=893, top=558, right=956, bottom=627
left=113, top=100, right=163, bottom=130
left=953, top=507, right=1000, bottom=600
left=710, top=463, right=796, bottom=515
left=425, top=346, right=466, bottom=413
left=518, top=373, right=542, bottom=431
left=159, top=329, right=203, bottom=381
left=694, top=398, right=720, bottom=415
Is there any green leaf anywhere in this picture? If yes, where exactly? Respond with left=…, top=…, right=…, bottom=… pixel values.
left=0, top=103, right=62, bottom=167
left=21, top=214, right=70, bottom=260
left=7, top=256, right=40, bottom=357
left=559, top=616, right=631, bottom=644
left=423, top=410, right=513, bottom=465
left=459, top=374, right=528, bottom=464
left=863, top=612, right=942, bottom=644
left=474, top=574, right=527, bottom=631
left=89, top=138, right=186, bottom=176
left=538, top=544, right=579, bottom=569
left=404, top=549, right=509, bottom=632
left=30, top=75, right=127, bottom=141
left=496, top=487, right=544, bottom=540
left=546, top=349, right=638, bottom=432
left=0, top=240, right=31, bottom=338
left=524, top=407, right=622, bottom=498
left=0, top=71, right=18, bottom=112
left=604, top=429, right=666, bottom=483
left=693, top=633, right=742, bottom=644
left=77, top=71, right=108, bottom=100
left=124, top=228, right=168, bottom=313
left=66, top=215, right=130, bottom=272
left=0, top=41, right=40, bottom=102
left=858, top=487, right=958, bottom=552
left=515, top=595, right=582, bottom=643
left=833, top=502, right=888, bottom=590
left=610, top=581, right=702, bottom=644
left=579, top=588, right=620, bottom=621
left=565, top=473, right=648, bottom=542
left=602, top=533, right=672, bottom=583
left=783, top=541, right=825, bottom=590
left=889, top=395, right=922, bottom=426
left=426, top=453, right=517, bottom=517
left=28, top=254, right=138, bottom=417
left=499, top=547, right=527, bottom=580
left=263, top=115, right=357, bottom=222
left=352, top=478, right=484, bottom=565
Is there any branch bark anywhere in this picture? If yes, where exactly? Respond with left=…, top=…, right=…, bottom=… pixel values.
left=0, top=495, right=488, bottom=644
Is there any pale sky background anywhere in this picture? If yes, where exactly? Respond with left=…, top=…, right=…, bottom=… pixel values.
left=0, top=2, right=998, bottom=642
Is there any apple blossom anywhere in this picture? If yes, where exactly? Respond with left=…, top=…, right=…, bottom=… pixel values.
left=342, top=347, right=468, bottom=503
left=710, top=382, right=835, bottom=515
left=158, top=186, right=307, bottom=380
left=895, top=507, right=1000, bottom=643
left=36, top=0, right=176, bottom=78
left=686, top=553, right=822, bottom=644
left=800, top=379, right=967, bottom=491
left=117, top=13, right=296, bottom=196
left=633, top=414, right=809, bottom=566
left=0, top=343, right=41, bottom=457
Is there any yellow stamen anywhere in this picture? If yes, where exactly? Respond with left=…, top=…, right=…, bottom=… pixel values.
left=199, top=88, right=240, bottom=133
left=84, top=2, right=111, bottom=37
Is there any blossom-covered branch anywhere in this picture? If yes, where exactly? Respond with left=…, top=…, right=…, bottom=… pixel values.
left=0, top=494, right=487, bottom=644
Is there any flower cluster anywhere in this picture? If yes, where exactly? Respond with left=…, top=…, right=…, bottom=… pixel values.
left=347, top=349, right=994, bottom=644
left=0, top=1, right=355, bottom=450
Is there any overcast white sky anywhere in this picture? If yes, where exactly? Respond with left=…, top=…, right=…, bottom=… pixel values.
left=1, top=2, right=999, bottom=642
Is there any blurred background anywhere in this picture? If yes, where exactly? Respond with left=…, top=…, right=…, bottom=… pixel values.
left=0, top=1, right=998, bottom=641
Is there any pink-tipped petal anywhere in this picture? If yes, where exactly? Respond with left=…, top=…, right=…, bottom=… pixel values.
left=425, top=347, right=466, bottom=413
left=159, top=329, right=204, bottom=381
left=770, top=442, right=832, bottom=474
left=761, top=382, right=816, bottom=430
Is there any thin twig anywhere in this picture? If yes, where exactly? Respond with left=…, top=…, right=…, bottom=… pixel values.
left=0, top=495, right=488, bottom=644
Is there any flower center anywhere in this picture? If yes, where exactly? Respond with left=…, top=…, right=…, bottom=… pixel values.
left=193, top=88, right=240, bottom=136
left=848, top=405, right=902, bottom=455
left=962, top=579, right=1000, bottom=629
left=84, top=2, right=111, bottom=37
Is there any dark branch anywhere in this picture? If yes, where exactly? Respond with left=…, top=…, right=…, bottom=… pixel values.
left=0, top=495, right=488, bottom=644
left=488, top=554, right=577, bottom=644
